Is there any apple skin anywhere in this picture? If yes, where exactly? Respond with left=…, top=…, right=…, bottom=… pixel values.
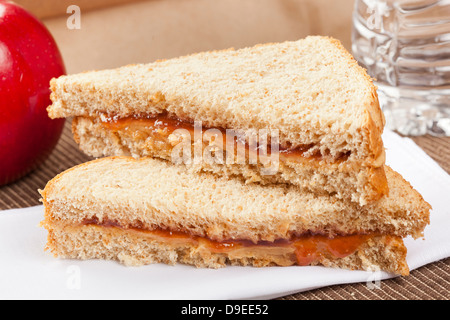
left=0, top=1, right=66, bottom=186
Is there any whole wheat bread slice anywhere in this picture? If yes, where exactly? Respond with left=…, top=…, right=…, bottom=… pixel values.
left=43, top=222, right=409, bottom=275
left=48, top=36, right=387, bottom=204
left=40, top=157, right=430, bottom=243
left=39, top=156, right=430, bottom=275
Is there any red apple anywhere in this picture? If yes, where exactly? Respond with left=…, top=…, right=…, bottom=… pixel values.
left=0, top=0, right=65, bottom=186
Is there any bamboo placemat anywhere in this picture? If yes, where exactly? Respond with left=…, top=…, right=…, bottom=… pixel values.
left=1, top=119, right=449, bottom=300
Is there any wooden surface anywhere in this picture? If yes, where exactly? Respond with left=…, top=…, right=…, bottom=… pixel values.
left=0, top=120, right=449, bottom=300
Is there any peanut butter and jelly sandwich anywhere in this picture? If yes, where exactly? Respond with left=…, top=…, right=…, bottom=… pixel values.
left=40, top=157, right=429, bottom=275
left=42, top=36, right=431, bottom=275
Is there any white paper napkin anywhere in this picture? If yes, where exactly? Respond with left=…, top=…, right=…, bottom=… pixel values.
left=0, top=130, right=449, bottom=300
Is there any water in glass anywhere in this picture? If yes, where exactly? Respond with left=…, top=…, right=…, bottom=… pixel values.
left=352, top=0, right=450, bottom=136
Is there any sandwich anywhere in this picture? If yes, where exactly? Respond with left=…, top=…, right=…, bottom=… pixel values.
left=39, top=156, right=430, bottom=276
left=41, top=36, right=431, bottom=276
left=47, top=36, right=387, bottom=205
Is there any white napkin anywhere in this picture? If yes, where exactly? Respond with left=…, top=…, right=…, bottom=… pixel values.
left=0, top=130, right=449, bottom=300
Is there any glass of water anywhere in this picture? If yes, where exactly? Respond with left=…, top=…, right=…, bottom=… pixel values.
left=352, top=0, right=450, bottom=136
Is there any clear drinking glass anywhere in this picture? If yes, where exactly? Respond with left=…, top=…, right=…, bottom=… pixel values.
left=352, top=0, right=450, bottom=136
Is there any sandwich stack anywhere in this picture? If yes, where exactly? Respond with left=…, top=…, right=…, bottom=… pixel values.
left=40, top=36, right=431, bottom=275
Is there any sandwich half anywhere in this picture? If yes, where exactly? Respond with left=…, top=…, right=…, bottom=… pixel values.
left=47, top=36, right=386, bottom=205
left=39, top=157, right=431, bottom=276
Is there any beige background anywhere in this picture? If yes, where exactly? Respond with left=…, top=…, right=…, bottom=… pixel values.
left=15, top=0, right=145, bottom=19
left=16, top=0, right=355, bottom=74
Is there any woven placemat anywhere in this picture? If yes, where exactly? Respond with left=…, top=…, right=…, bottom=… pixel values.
left=1, top=119, right=449, bottom=300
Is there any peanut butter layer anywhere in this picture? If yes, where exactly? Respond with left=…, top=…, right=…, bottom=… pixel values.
left=78, top=217, right=386, bottom=267
left=71, top=115, right=389, bottom=204
left=99, top=113, right=351, bottom=162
